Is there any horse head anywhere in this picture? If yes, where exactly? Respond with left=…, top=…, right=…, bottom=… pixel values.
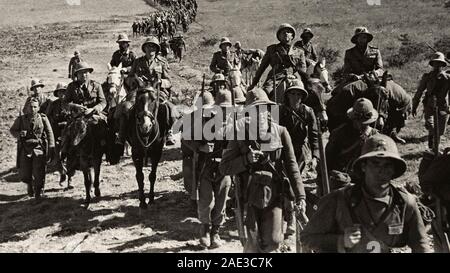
left=229, top=68, right=243, bottom=87
left=104, top=64, right=126, bottom=110
left=135, top=87, right=159, bottom=136
left=309, top=57, right=332, bottom=93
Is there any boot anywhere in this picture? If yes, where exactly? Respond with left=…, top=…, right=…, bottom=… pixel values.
left=166, top=129, right=176, bottom=146
left=115, top=115, right=127, bottom=146
left=199, top=224, right=210, bottom=248
left=390, top=131, right=406, bottom=145
left=210, top=225, right=224, bottom=249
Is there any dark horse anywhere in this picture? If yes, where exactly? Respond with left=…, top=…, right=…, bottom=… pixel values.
left=63, top=110, right=108, bottom=207
left=126, top=87, right=169, bottom=209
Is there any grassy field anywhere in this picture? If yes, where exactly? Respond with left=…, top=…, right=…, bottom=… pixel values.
left=0, top=0, right=449, bottom=252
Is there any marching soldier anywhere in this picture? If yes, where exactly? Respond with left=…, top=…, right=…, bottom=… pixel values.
left=247, top=23, right=308, bottom=103
left=23, top=79, right=52, bottom=115
left=301, top=134, right=431, bottom=253
left=194, top=89, right=233, bottom=249
left=126, top=36, right=177, bottom=146
left=294, top=28, right=318, bottom=67
left=412, top=52, right=450, bottom=150
left=110, top=33, right=137, bottom=74
left=220, top=88, right=306, bottom=253
left=11, top=98, right=55, bottom=199
left=210, top=37, right=241, bottom=77
left=68, top=50, right=83, bottom=80
left=325, top=98, right=379, bottom=189
left=46, top=83, right=71, bottom=187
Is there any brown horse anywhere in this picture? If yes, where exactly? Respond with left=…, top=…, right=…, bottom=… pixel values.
left=126, top=87, right=169, bottom=209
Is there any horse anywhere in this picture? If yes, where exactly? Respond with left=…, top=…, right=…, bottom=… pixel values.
left=126, top=87, right=170, bottom=209
left=63, top=107, right=108, bottom=208
left=241, top=49, right=264, bottom=86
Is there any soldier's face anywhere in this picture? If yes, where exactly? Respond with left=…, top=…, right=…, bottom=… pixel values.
left=286, top=90, right=304, bottom=109
left=220, top=44, right=231, bottom=53
left=31, top=86, right=42, bottom=95
left=361, top=157, right=395, bottom=189
left=144, top=44, right=158, bottom=56
left=29, top=101, right=39, bottom=115
left=77, top=71, right=90, bottom=83
left=279, top=29, right=294, bottom=44
left=356, top=35, right=369, bottom=45
left=119, top=42, right=129, bottom=51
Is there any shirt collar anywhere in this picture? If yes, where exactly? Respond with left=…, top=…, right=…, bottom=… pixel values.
left=361, top=186, right=392, bottom=206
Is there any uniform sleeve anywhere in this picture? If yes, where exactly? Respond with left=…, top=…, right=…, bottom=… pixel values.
left=373, top=49, right=384, bottom=78
left=219, top=140, right=250, bottom=175
left=209, top=53, right=221, bottom=74
left=296, top=49, right=307, bottom=74
left=325, top=128, right=339, bottom=172
left=311, top=44, right=318, bottom=62
left=94, top=84, right=107, bottom=113
left=42, top=116, right=55, bottom=148
left=307, top=109, right=320, bottom=159
left=280, top=127, right=305, bottom=200
left=343, top=50, right=353, bottom=76
left=405, top=196, right=432, bottom=253
left=10, top=117, right=21, bottom=139
left=250, top=46, right=271, bottom=87
left=110, top=51, right=119, bottom=67
left=301, top=191, right=342, bottom=252
left=129, top=58, right=139, bottom=77
left=412, top=74, right=428, bottom=110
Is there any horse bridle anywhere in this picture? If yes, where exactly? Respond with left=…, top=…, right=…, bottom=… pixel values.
left=135, top=92, right=160, bottom=149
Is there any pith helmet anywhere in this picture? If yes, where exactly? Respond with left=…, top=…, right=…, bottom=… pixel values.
left=74, top=61, right=94, bottom=74
left=300, top=28, right=314, bottom=39
left=53, top=82, right=67, bottom=97
left=351, top=27, right=374, bottom=44
left=142, top=36, right=161, bottom=53
left=219, top=37, right=232, bottom=48
left=276, top=23, right=296, bottom=41
left=245, top=87, right=276, bottom=107
left=210, top=73, right=227, bottom=86
left=352, top=134, right=407, bottom=179
left=285, top=79, right=308, bottom=100
left=214, top=90, right=232, bottom=107
left=30, top=78, right=45, bottom=89
left=429, top=52, right=448, bottom=67
left=116, top=33, right=131, bottom=43
left=347, top=98, right=379, bottom=124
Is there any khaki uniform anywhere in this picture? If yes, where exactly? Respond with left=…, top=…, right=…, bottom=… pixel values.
left=294, top=40, right=318, bottom=66
left=64, top=80, right=107, bottom=114
left=209, top=51, right=241, bottom=76
left=301, top=184, right=431, bottom=253
left=10, top=113, right=55, bottom=195
left=413, top=71, right=450, bottom=145
left=343, top=45, right=384, bottom=78
left=110, top=49, right=137, bottom=71
left=23, top=93, right=51, bottom=115
left=68, top=56, right=82, bottom=79
left=220, top=120, right=306, bottom=252
left=251, top=43, right=307, bottom=102
left=130, top=55, right=170, bottom=86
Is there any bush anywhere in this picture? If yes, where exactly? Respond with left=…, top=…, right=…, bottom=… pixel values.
left=385, top=34, right=428, bottom=67
left=199, top=36, right=219, bottom=47
left=434, top=35, right=450, bottom=57
left=331, top=65, right=345, bottom=83
left=318, top=47, right=340, bottom=66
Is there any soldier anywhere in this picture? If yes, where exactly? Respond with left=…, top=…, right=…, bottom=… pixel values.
left=23, top=79, right=52, bottom=114
left=46, top=83, right=71, bottom=187
left=110, top=33, right=137, bottom=74
left=127, top=36, right=177, bottom=146
left=412, top=52, right=450, bottom=150
left=325, top=98, right=379, bottom=189
left=294, top=28, right=318, bottom=67
left=171, top=33, right=187, bottom=63
left=68, top=50, right=83, bottom=80
left=301, top=134, right=431, bottom=253
left=10, top=98, right=55, bottom=199
left=220, top=88, right=307, bottom=253
left=194, top=89, right=233, bottom=249
left=343, top=27, right=383, bottom=81
left=279, top=79, right=319, bottom=244
left=64, top=62, right=106, bottom=115
left=247, top=23, right=308, bottom=103
left=210, top=37, right=241, bottom=77
left=160, top=37, right=170, bottom=58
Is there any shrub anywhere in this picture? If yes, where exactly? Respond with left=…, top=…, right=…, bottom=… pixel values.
left=385, top=34, right=428, bottom=67
left=318, top=47, right=340, bottom=66
left=199, top=36, right=219, bottom=47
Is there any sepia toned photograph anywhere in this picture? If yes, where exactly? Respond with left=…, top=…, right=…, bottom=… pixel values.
left=0, top=0, right=449, bottom=259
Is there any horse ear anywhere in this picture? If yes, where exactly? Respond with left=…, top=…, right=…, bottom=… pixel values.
left=117, top=63, right=122, bottom=70
left=107, top=63, right=112, bottom=71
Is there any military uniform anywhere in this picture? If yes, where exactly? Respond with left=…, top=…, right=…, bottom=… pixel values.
left=110, top=49, right=137, bottom=71
left=10, top=112, right=55, bottom=198
left=130, top=55, right=170, bottom=87
left=251, top=43, right=307, bottom=103
left=413, top=70, right=450, bottom=147
left=209, top=51, right=241, bottom=76
left=23, top=93, right=51, bottom=115
left=64, top=80, right=107, bottom=114
left=294, top=40, right=318, bottom=66
left=343, top=45, right=384, bottom=78
left=68, top=56, right=82, bottom=79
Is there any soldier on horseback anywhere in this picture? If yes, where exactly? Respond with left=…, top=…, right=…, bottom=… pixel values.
left=247, top=23, right=308, bottom=104
left=294, top=28, right=318, bottom=68
left=123, top=36, right=177, bottom=146
left=110, top=33, right=137, bottom=75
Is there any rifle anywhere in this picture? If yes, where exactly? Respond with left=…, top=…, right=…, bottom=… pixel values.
left=295, top=208, right=309, bottom=253
left=16, top=107, right=24, bottom=169
left=432, top=95, right=440, bottom=156
left=425, top=43, right=450, bottom=64
left=231, top=79, right=247, bottom=247
left=191, top=74, right=206, bottom=202
left=317, top=116, right=330, bottom=196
